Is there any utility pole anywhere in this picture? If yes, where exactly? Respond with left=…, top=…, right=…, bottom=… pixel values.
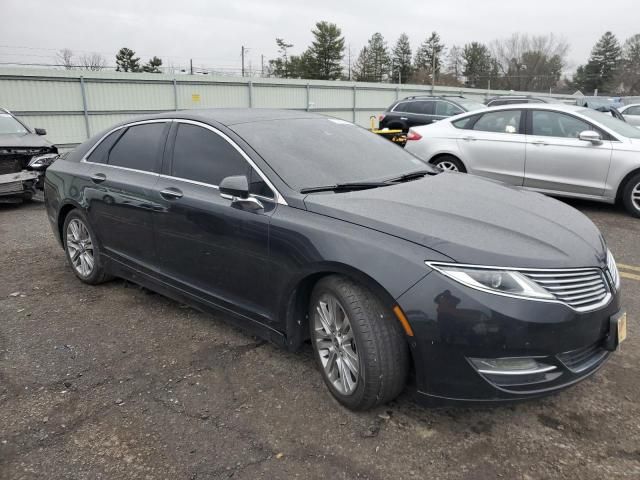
left=190, top=58, right=193, bottom=75
left=261, top=54, right=264, bottom=77
left=347, top=44, right=352, bottom=81
left=431, top=49, right=436, bottom=93
left=241, top=46, right=245, bottom=77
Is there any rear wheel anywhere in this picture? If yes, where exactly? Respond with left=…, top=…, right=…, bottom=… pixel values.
left=431, top=155, right=466, bottom=173
left=622, top=173, right=640, bottom=218
left=63, top=210, right=111, bottom=284
left=309, top=275, right=409, bottom=411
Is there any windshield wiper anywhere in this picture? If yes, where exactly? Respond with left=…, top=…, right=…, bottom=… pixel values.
left=300, top=181, right=390, bottom=194
left=384, top=169, right=433, bottom=183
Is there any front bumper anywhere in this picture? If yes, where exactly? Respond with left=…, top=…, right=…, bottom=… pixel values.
left=0, top=170, right=40, bottom=199
left=397, top=270, right=622, bottom=404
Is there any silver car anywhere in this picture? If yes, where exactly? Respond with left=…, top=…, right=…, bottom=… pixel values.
left=619, top=104, right=640, bottom=128
left=405, top=104, right=640, bottom=217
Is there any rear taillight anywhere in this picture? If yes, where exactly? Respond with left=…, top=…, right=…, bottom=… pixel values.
left=406, top=130, right=422, bottom=141
left=378, top=114, right=385, bottom=122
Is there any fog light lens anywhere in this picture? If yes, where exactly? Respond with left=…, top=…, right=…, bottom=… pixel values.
left=469, top=357, right=556, bottom=375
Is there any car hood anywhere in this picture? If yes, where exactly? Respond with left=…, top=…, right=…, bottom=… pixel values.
left=0, top=133, right=53, bottom=149
left=304, top=173, right=606, bottom=269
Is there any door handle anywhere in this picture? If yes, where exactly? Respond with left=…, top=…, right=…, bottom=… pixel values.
left=90, top=173, right=106, bottom=184
left=462, top=136, right=477, bottom=141
left=160, top=187, right=183, bottom=200
left=400, top=117, right=408, bottom=121
left=532, top=140, right=548, bottom=146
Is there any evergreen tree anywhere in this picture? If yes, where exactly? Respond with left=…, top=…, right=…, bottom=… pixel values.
left=269, top=38, right=294, bottom=78
left=414, top=32, right=445, bottom=78
left=307, top=21, right=345, bottom=80
left=143, top=56, right=163, bottom=73
left=572, top=32, right=622, bottom=93
left=462, top=42, right=492, bottom=88
left=354, top=33, right=390, bottom=82
left=391, top=33, right=412, bottom=84
left=619, top=34, right=640, bottom=94
left=115, top=47, right=141, bottom=72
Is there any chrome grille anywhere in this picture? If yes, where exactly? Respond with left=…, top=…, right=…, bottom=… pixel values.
left=557, top=342, right=609, bottom=373
left=522, top=269, right=610, bottom=312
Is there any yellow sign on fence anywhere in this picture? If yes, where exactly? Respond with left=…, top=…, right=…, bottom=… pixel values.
left=191, top=93, right=201, bottom=103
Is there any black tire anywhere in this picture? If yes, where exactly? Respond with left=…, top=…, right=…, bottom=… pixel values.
left=62, top=209, right=112, bottom=285
left=431, top=155, right=466, bottom=173
left=309, top=275, right=409, bottom=411
left=622, top=172, right=640, bottom=218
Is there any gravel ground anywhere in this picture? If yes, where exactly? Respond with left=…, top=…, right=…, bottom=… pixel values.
left=0, top=199, right=639, bottom=480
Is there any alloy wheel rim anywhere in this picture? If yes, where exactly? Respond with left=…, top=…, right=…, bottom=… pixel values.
left=632, top=183, right=640, bottom=211
left=313, top=294, right=359, bottom=395
left=437, top=160, right=459, bottom=172
left=66, top=219, right=95, bottom=277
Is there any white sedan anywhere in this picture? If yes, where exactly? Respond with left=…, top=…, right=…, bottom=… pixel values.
left=404, top=103, right=640, bottom=217
left=619, top=104, right=640, bottom=128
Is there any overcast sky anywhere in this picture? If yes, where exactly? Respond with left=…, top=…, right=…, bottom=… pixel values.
left=1, top=0, right=638, bottom=74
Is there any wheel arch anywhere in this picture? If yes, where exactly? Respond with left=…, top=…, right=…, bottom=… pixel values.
left=57, top=200, right=83, bottom=248
left=615, top=167, right=640, bottom=203
left=281, top=263, right=399, bottom=352
left=429, top=152, right=467, bottom=172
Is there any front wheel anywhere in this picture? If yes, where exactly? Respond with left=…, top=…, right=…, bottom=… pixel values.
left=431, top=155, right=466, bottom=173
left=309, top=275, right=409, bottom=411
left=622, top=172, right=640, bottom=218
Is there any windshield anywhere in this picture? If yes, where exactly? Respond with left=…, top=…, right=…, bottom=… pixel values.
left=232, top=118, right=432, bottom=191
left=579, top=108, right=640, bottom=139
left=0, top=113, right=28, bottom=135
left=455, top=98, right=485, bottom=112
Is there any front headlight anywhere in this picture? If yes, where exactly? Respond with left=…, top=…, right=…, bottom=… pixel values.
left=426, top=262, right=554, bottom=300
left=28, top=153, right=58, bottom=168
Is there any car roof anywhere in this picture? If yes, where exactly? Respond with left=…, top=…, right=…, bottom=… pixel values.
left=455, top=103, right=585, bottom=116
left=113, top=108, right=324, bottom=127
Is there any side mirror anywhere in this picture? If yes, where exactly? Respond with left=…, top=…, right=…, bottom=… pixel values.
left=34, top=128, right=47, bottom=136
left=579, top=130, right=602, bottom=145
left=219, top=175, right=249, bottom=199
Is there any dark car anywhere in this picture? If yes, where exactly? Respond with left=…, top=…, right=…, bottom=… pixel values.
left=485, top=95, right=563, bottom=107
left=0, top=108, right=58, bottom=202
left=44, top=109, right=626, bottom=410
left=378, top=96, right=484, bottom=132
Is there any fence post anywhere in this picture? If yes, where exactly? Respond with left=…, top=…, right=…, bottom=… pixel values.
left=248, top=80, right=253, bottom=108
left=395, top=85, right=399, bottom=101
left=306, top=83, right=310, bottom=111
left=352, top=84, right=357, bottom=123
left=79, top=76, right=90, bottom=139
left=173, top=78, right=178, bottom=110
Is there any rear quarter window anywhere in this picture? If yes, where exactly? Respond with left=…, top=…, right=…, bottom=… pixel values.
left=452, top=115, right=479, bottom=129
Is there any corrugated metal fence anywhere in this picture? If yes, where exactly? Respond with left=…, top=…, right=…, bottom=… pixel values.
left=0, top=68, right=578, bottom=149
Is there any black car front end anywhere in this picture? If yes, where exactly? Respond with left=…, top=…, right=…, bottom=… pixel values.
left=397, top=254, right=624, bottom=404
left=0, top=146, right=58, bottom=202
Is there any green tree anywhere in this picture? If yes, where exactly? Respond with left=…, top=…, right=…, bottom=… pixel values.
left=269, top=38, right=294, bottom=78
left=143, top=56, right=163, bottom=73
left=462, top=42, right=493, bottom=88
left=307, top=21, right=345, bottom=80
left=354, top=33, right=390, bottom=82
left=115, top=47, right=141, bottom=72
left=391, top=33, right=412, bottom=84
left=414, top=32, right=445, bottom=79
left=619, top=34, right=640, bottom=94
left=572, top=32, right=622, bottom=93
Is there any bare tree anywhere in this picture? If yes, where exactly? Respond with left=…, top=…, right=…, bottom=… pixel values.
left=79, top=53, right=107, bottom=71
left=491, top=33, right=569, bottom=91
left=56, top=48, right=74, bottom=69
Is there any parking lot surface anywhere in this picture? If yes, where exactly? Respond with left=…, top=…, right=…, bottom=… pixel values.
left=1, top=200, right=639, bottom=480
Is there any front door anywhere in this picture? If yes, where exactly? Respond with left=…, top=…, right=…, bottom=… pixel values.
left=523, top=110, right=612, bottom=196
left=152, top=121, right=278, bottom=326
left=456, top=109, right=526, bottom=186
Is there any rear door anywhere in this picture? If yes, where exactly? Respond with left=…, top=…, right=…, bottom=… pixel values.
left=433, top=100, right=464, bottom=122
left=404, top=100, right=435, bottom=128
left=455, top=109, right=526, bottom=185
left=523, top=110, right=612, bottom=196
left=152, top=121, right=278, bottom=326
left=84, top=120, right=169, bottom=270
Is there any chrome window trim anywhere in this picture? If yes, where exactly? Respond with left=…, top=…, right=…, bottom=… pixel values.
left=476, top=365, right=557, bottom=376
left=425, top=261, right=612, bottom=313
left=81, top=118, right=287, bottom=206
left=392, top=100, right=435, bottom=116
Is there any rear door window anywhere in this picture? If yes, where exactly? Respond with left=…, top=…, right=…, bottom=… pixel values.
left=108, top=122, right=167, bottom=172
left=473, top=110, right=522, bottom=134
left=392, top=102, right=411, bottom=113
left=405, top=101, right=433, bottom=115
left=625, top=106, right=640, bottom=115
left=171, top=123, right=250, bottom=186
left=435, top=101, right=463, bottom=116
left=87, top=129, right=124, bottom=164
